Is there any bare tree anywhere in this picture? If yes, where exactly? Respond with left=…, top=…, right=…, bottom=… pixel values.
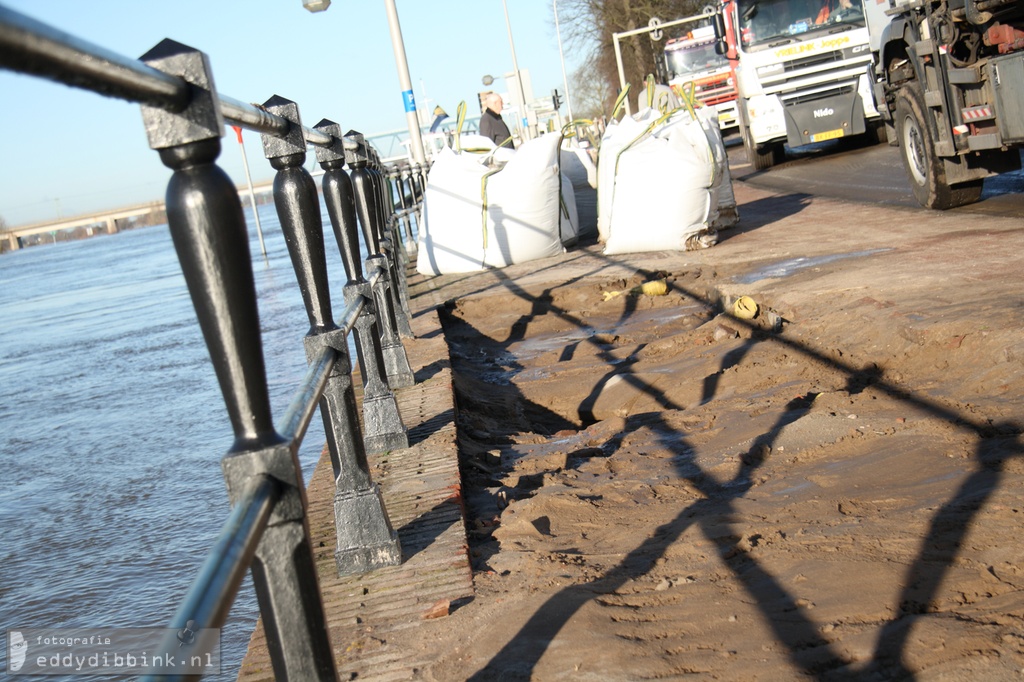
left=557, top=0, right=705, bottom=115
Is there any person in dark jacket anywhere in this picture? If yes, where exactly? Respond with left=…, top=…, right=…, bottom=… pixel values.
left=479, top=92, right=515, bottom=149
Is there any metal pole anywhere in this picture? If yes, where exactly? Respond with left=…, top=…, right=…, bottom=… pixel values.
left=383, top=0, right=427, bottom=165
left=501, top=0, right=536, bottom=140
left=232, top=126, right=267, bottom=259
left=553, top=0, right=573, bottom=122
left=613, top=33, right=630, bottom=117
left=610, top=11, right=714, bottom=119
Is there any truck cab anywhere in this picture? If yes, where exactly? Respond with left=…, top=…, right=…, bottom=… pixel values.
left=664, top=24, right=740, bottom=132
left=730, top=0, right=882, bottom=169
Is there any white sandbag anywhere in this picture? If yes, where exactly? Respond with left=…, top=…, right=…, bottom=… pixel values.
left=417, top=146, right=489, bottom=275
left=596, top=109, right=661, bottom=242
left=560, top=146, right=598, bottom=188
left=559, top=173, right=579, bottom=247
left=417, top=134, right=566, bottom=275
left=696, top=106, right=740, bottom=229
left=458, top=133, right=496, bottom=150
left=457, top=133, right=517, bottom=165
left=637, top=83, right=681, bottom=116
left=601, top=108, right=724, bottom=255
left=559, top=146, right=598, bottom=238
left=481, top=133, right=565, bottom=268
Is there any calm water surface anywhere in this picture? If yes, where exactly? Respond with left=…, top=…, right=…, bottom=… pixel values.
left=0, top=204, right=349, bottom=679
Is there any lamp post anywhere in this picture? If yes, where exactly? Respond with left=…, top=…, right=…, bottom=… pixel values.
left=383, top=0, right=427, bottom=164
left=304, top=0, right=427, bottom=165
left=501, top=0, right=536, bottom=141
left=552, top=0, right=573, bottom=122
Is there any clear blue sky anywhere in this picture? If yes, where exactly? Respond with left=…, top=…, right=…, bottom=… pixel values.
left=0, top=0, right=584, bottom=226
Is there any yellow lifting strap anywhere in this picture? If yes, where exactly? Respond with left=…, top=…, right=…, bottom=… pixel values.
left=454, top=100, right=468, bottom=153
left=610, top=84, right=631, bottom=120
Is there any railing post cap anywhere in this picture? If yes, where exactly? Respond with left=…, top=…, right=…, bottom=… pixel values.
left=260, top=95, right=306, bottom=159
left=313, top=118, right=346, bottom=164
left=344, top=130, right=368, bottom=166
left=139, top=39, right=223, bottom=149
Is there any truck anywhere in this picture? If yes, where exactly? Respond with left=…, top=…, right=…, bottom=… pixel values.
left=725, top=0, right=884, bottom=170
left=663, top=22, right=740, bottom=132
left=866, top=0, right=1024, bottom=209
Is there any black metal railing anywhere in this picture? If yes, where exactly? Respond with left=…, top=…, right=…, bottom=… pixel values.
left=1, top=5, right=427, bottom=680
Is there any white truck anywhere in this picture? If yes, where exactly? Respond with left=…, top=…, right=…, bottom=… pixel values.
left=865, top=0, right=1023, bottom=208
left=726, top=0, right=883, bottom=170
left=663, top=24, right=740, bottom=132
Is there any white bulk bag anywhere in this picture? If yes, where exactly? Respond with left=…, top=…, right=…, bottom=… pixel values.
left=696, top=106, right=739, bottom=229
left=559, top=173, right=579, bottom=247
left=416, top=146, right=490, bottom=275
left=559, top=146, right=598, bottom=239
left=596, top=109, right=661, bottom=243
left=599, top=107, right=728, bottom=255
left=417, top=134, right=567, bottom=275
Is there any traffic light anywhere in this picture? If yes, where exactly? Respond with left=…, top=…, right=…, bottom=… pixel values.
left=552, top=89, right=563, bottom=111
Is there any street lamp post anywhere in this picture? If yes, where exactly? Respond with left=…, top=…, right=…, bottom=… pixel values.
left=304, top=0, right=427, bottom=165
left=501, top=0, right=536, bottom=141
left=383, top=0, right=427, bottom=164
left=552, top=0, right=573, bottom=122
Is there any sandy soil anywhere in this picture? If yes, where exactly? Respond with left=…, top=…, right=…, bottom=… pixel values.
left=399, top=181, right=1024, bottom=681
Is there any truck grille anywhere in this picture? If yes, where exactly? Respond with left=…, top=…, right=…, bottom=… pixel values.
left=694, top=77, right=738, bottom=107
left=783, top=49, right=846, bottom=72
left=783, top=84, right=855, bottom=106
left=759, top=49, right=871, bottom=100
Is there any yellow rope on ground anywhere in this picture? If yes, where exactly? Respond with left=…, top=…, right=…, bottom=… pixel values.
left=602, top=279, right=669, bottom=301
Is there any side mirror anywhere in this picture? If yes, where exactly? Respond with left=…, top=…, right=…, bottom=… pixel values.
left=713, top=10, right=729, bottom=55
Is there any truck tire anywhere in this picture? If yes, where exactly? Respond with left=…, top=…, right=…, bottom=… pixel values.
left=743, top=130, right=782, bottom=171
left=865, top=119, right=888, bottom=146
left=894, top=84, right=982, bottom=209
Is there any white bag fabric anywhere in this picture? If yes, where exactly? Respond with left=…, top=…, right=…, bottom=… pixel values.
left=596, top=109, right=660, bottom=243
left=417, top=134, right=567, bottom=275
left=559, top=146, right=597, bottom=239
left=559, top=173, right=579, bottom=247
left=598, top=106, right=730, bottom=255
left=697, top=107, right=740, bottom=229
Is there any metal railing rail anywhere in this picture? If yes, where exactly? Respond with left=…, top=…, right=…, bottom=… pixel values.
left=1, top=5, right=426, bottom=681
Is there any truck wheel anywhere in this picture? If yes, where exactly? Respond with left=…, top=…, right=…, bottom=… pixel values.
left=744, top=132, right=781, bottom=171
left=865, top=119, right=888, bottom=145
left=894, top=84, right=982, bottom=209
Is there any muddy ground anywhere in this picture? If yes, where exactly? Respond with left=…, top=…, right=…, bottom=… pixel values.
left=398, top=180, right=1024, bottom=681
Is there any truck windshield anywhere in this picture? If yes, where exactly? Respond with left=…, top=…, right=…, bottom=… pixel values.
left=665, top=40, right=730, bottom=78
left=736, top=0, right=864, bottom=49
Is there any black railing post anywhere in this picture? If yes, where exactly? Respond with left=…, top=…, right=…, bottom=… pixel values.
left=368, top=150, right=413, bottom=328
left=346, top=131, right=415, bottom=387
left=315, top=119, right=409, bottom=455
left=388, top=164, right=417, bottom=256
left=260, top=98, right=401, bottom=575
left=139, top=41, right=335, bottom=681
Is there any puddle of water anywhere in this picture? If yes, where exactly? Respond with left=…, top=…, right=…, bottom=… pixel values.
left=508, top=305, right=705, bottom=362
left=736, top=248, right=892, bottom=284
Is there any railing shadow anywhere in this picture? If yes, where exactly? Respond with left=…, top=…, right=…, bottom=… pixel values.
left=397, top=498, right=462, bottom=562
left=438, top=245, right=1022, bottom=680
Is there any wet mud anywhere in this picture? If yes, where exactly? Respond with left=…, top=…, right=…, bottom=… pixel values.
left=396, top=181, right=1024, bottom=680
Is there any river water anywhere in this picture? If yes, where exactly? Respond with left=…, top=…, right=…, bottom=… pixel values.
left=0, top=203, right=350, bottom=679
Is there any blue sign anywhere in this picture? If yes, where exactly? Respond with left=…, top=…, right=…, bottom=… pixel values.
left=402, top=89, right=416, bottom=113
